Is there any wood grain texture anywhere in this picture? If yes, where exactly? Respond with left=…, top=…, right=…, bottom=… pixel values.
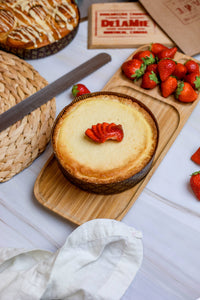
left=34, top=45, right=200, bottom=225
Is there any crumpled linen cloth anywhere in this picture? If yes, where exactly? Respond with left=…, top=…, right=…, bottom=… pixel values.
left=0, top=219, right=143, bottom=300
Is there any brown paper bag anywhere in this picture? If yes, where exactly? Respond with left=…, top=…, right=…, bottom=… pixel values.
left=139, top=0, right=200, bottom=56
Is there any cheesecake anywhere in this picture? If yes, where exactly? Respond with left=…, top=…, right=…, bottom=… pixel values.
left=52, top=92, right=159, bottom=194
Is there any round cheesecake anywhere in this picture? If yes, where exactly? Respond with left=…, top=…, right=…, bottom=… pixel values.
left=52, top=92, right=159, bottom=194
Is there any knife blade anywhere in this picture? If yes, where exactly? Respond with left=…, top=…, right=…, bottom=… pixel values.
left=0, top=52, right=111, bottom=133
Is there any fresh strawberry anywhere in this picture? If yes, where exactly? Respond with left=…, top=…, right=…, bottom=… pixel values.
left=133, top=50, right=155, bottom=65
left=132, top=51, right=143, bottom=60
left=72, top=83, right=90, bottom=97
left=190, top=171, right=200, bottom=201
left=149, top=43, right=168, bottom=55
left=157, top=47, right=177, bottom=60
left=172, top=63, right=187, bottom=80
left=175, top=81, right=198, bottom=102
left=184, top=60, right=200, bottom=74
left=146, top=63, right=158, bottom=75
left=121, top=59, right=146, bottom=80
left=184, top=72, right=200, bottom=91
left=85, top=122, right=124, bottom=143
left=160, top=76, right=177, bottom=98
left=157, top=58, right=176, bottom=82
left=191, top=148, right=200, bottom=165
left=141, top=71, right=159, bottom=89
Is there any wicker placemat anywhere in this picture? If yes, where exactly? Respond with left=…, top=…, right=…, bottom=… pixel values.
left=0, top=51, right=56, bottom=182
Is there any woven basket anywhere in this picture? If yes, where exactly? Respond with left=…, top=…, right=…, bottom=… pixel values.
left=0, top=51, right=56, bottom=182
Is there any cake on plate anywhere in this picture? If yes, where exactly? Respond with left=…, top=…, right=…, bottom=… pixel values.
left=52, top=92, right=159, bottom=194
left=0, top=0, right=80, bottom=59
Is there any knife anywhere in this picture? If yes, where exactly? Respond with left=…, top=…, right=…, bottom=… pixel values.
left=0, top=52, right=111, bottom=133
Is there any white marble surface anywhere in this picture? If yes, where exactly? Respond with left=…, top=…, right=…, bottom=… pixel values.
left=1, top=20, right=200, bottom=299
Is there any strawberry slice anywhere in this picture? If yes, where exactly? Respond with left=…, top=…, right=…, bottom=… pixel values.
left=85, top=128, right=101, bottom=143
left=92, top=124, right=100, bottom=139
left=107, top=123, right=116, bottom=131
left=97, top=123, right=104, bottom=138
left=102, top=122, right=109, bottom=135
left=85, top=123, right=124, bottom=143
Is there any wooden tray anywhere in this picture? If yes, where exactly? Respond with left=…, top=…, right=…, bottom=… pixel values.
left=34, top=45, right=200, bottom=225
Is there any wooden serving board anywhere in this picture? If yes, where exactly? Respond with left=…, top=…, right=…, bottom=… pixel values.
left=34, top=45, right=200, bottom=225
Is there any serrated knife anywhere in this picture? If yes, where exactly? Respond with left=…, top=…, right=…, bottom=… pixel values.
left=0, top=53, right=111, bottom=133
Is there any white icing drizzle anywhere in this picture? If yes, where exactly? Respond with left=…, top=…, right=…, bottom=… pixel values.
left=0, top=10, right=14, bottom=32
left=0, top=0, right=78, bottom=47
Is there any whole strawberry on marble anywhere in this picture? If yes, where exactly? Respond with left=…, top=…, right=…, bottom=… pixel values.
left=72, top=83, right=90, bottom=97
left=190, top=171, right=200, bottom=201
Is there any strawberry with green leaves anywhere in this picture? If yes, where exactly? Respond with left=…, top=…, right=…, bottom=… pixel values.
left=184, top=73, right=200, bottom=91
left=161, top=76, right=177, bottom=98
left=175, top=81, right=198, bottom=102
left=157, top=58, right=176, bottom=82
left=190, top=171, right=200, bottom=201
left=122, top=59, right=146, bottom=80
left=141, top=71, right=159, bottom=89
left=133, top=50, right=155, bottom=65
left=72, top=83, right=90, bottom=97
left=146, top=63, right=158, bottom=75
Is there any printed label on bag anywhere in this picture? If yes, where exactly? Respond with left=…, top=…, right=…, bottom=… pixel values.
left=165, top=0, right=200, bottom=25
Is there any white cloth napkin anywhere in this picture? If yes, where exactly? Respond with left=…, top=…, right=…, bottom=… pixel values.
left=0, top=219, right=143, bottom=300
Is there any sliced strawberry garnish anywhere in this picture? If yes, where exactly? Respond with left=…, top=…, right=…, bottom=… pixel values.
left=85, top=122, right=124, bottom=143
left=96, top=123, right=104, bottom=138
left=107, top=124, right=124, bottom=142
left=107, top=123, right=116, bottom=131
left=85, top=128, right=101, bottom=143
left=102, top=122, right=109, bottom=135
left=92, top=124, right=100, bottom=138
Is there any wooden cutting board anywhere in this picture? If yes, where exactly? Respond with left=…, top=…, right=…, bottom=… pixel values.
left=34, top=45, right=200, bottom=225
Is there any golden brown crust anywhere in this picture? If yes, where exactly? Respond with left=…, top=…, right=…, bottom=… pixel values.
left=52, top=93, right=158, bottom=185
left=0, top=6, right=15, bottom=40
left=0, top=0, right=79, bottom=50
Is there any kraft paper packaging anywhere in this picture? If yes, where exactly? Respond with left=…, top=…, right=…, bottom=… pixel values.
left=139, top=0, right=200, bottom=56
